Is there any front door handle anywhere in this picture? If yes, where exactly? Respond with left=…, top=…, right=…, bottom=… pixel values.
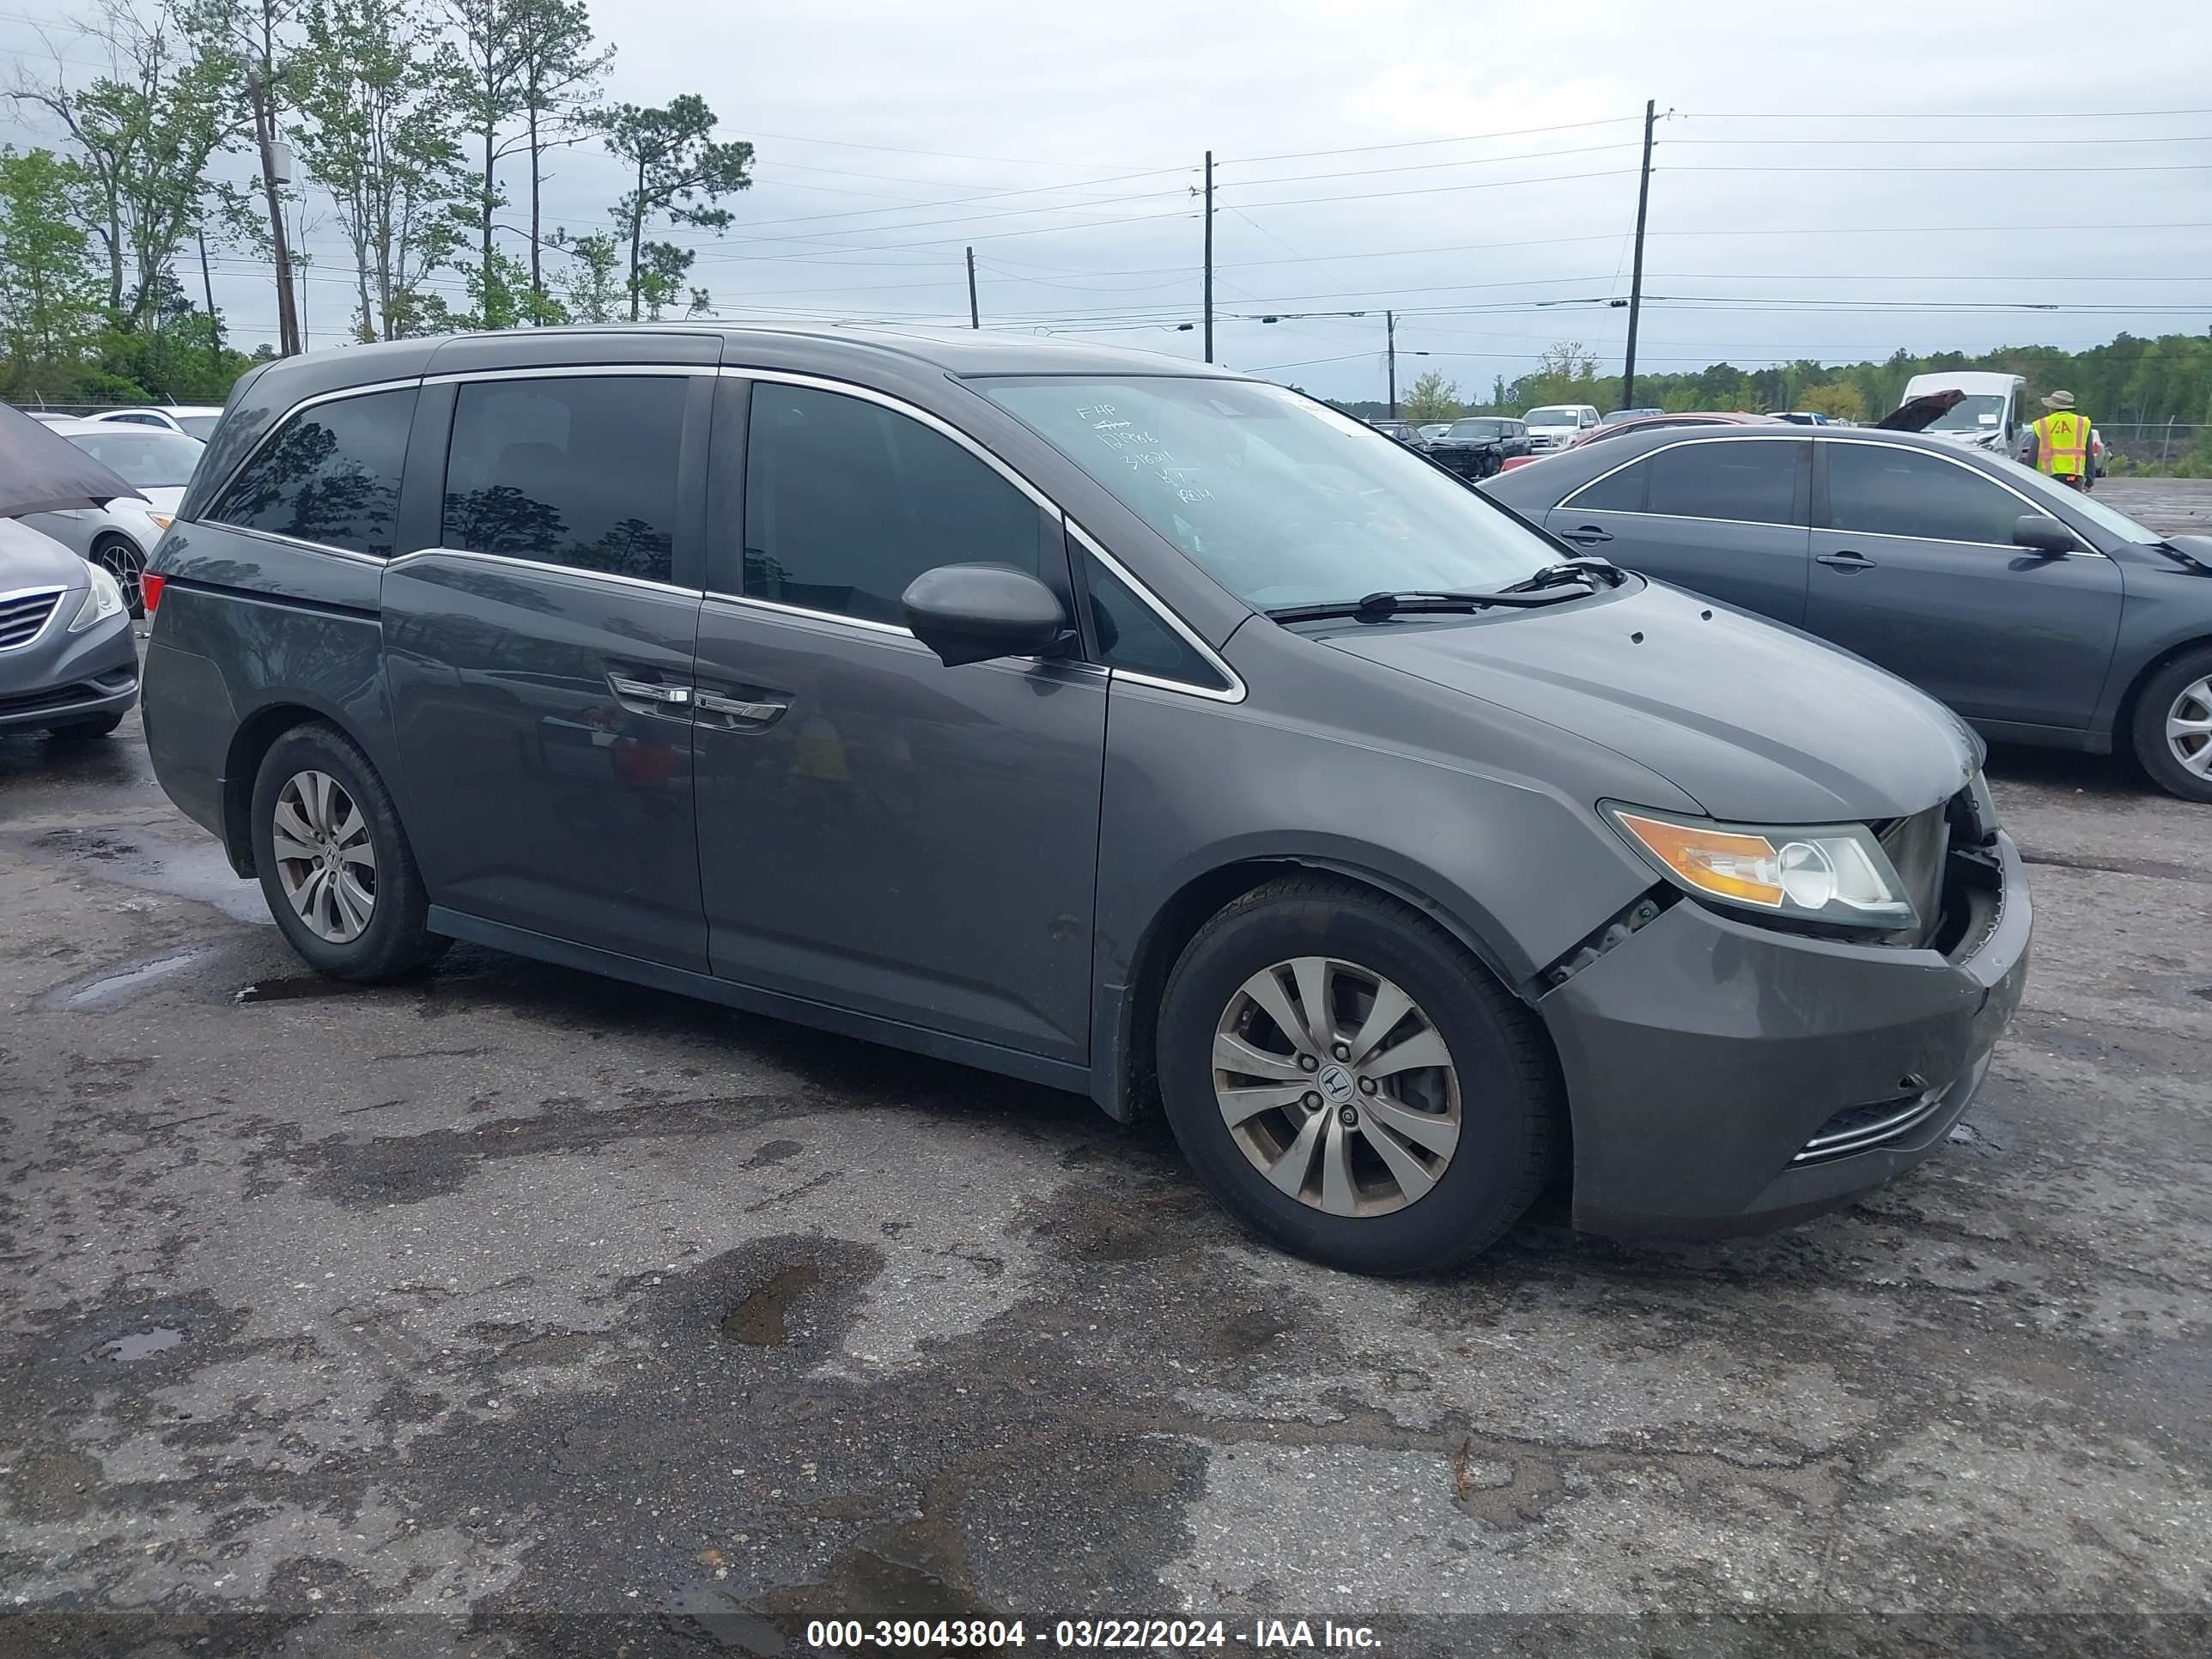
left=696, top=690, right=789, bottom=726
left=1815, top=550, right=1877, bottom=571
left=1559, top=525, right=1613, bottom=545
left=607, top=673, right=692, bottom=710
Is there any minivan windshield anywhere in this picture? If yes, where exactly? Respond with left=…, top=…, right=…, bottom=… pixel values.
left=1523, top=409, right=1580, bottom=428
left=979, top=377, right=1559, bottom=610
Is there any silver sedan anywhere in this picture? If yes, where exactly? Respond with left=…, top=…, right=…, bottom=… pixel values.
left=19, top=421, right=204, bottom=615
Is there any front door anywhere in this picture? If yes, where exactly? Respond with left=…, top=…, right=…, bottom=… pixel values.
left=693, top=377, right=1107, bottom=1062
left=1807, top=440, right=2123, bottom=728
left=1549, top=436, right=1811, bottom=625
left=381, top=371, right=712, bottom=969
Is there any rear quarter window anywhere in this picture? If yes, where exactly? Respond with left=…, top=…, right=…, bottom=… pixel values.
left=207, top=388, right=416, bottom=558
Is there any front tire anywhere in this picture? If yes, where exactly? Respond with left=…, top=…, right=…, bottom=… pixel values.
left=1156, top=877, right=1559, bottom=1275
left=251, top=722, right=447, bottom=981
left=2130, top=646, right=2212, bottom=803
left=91, top=538, right=146, bottom=617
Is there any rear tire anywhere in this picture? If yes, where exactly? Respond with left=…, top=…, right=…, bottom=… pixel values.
left=251, top=721, right=448, bottom=981
left=1156, top=876, right=1559, bottom=1275
left=2129, top=645, right=2212, bottom=803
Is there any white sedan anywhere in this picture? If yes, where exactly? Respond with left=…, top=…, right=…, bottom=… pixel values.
left=89, top=404, right=224, bottom=439
left=19, top=421, right=205, bottom=616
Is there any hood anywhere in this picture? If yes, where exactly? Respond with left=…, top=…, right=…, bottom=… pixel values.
left=1875, top=391, right=1963, bottom=434
left=1318, top=580, right=1978, bottom=823
left=0, top=516, right=94, bottom=592
left=129, top=485, right=187, bottom=515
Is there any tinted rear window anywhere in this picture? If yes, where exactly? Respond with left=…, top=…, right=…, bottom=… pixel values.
left=441, top=376, right=688, bottom=583
left=1644, top=440, right=1800, bottom=526
left=208, top=388, right=415, bottom=557
left=1564, top=458, right=1647, bottom=514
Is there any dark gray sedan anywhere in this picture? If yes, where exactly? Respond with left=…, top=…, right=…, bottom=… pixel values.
left=0, top=518, right=139, bottom=738
left=1485, top=426, right=2212, bottom=800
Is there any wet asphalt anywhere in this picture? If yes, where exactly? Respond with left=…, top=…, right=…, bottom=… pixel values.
left=2, top=588, right=2209, bottom=1656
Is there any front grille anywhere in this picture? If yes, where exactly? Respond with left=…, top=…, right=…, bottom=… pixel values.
left=1793, top=1086, right=1948, bottom=1164
left=0, top=586, right=64, bottom=650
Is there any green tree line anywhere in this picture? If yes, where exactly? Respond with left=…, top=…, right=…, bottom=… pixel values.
left=1340, top=331, right=2212, bottom=473
left=1, top=0, right=750, bottom=407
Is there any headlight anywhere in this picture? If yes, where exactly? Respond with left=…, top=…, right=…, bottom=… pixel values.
left=69, top=563, right=127, bottom=632
left=1605, top=804, right=1916, bottom=930
left=146, top=514, right=173, bottom=530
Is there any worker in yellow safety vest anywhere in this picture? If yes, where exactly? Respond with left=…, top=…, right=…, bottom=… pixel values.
left=2021, top=390, right=2093, bottom=489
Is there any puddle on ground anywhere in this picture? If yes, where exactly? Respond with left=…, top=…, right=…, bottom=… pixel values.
left=720, top=1265, right=820, bottom=1347
left=102, top=1327, right=186, bottom=1361
left=36, top=946, right=218, bottom=1012
left=234, top=975, right=360, bottom=1004
left=17, top=825, right=270, bottom=927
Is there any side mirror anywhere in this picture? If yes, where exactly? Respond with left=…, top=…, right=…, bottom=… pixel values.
left=902, top=563, right=1069, bottom=668
left=2013, top=515, right=2076, bottom=556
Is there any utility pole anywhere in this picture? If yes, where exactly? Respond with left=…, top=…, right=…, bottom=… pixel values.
left=1386, top=310, right=1397, bottom=420
left=1620, top=98, right=1656, bottom=412
left=248, top=67, right=301, bottom=357
left=1202, top=149, right=1214, bottom=364
left=198, top=230, right=221, bottom=374
left=965, top=246, right=979, bottom=329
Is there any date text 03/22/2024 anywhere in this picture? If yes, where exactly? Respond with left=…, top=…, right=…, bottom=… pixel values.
left=802, top=1618, right=1382, bottom=1650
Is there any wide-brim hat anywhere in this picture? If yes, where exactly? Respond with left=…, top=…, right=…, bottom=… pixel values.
left=2043, top=391, right=2076, bottom=410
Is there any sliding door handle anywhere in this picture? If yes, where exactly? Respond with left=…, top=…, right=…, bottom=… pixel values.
left=696, top=691, right=789, bottom=725
left=607, top=673, right=691, bottom=706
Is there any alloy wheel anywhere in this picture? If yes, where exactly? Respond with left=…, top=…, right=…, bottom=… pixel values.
left=2166, top=676, right=2212, bottom=778
left=1212, top=955, right=1461, bottom=1217
left=94, top=543, right=144, bottom=614
left=270, top=769, right=377, bottom=943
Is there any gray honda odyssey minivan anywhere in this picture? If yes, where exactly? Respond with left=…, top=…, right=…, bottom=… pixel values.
left=140, top=324, right=2030, bottom=1273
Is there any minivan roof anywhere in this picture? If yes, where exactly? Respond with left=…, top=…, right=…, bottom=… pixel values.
left=234, top=321, right=1253, bottom=392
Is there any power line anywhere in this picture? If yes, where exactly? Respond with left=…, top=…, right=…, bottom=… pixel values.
left=1666, top=162, right=2212, bottom=173
left=1679, top=106, right=2212, bottom=119
left=1232, top=167, right=1641, bottom=210
left=1221, top=116, right=1641, bottom=164
left=1225, top=140, right=1642, bottom=187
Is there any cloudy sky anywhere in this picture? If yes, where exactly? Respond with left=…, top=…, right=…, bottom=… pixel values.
left=3, top=0, right=2208, bottom=402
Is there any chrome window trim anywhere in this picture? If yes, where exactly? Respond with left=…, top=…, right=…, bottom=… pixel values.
left=1815, top=435, right=2107, bottom=557
left=0, top=584, right=68, bottom=653
left=721, top=366, right=1061, bottom=518
left=212, top=523, right=388, bottom=567
left=1068, top=523, right=1247, bottom=705
left=702, top=588, right=917, bottom=639
left=720, top=368, right=1247, bottom=702
left=1559, top=433, right=1805, bottom=529
left=423, top=362, right=705, bottom=387
left=388, top=546, right=702, bottom=599
left=197, top=375, right=422, bottom=557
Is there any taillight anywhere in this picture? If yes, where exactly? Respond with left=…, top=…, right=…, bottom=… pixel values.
left=141, top=572, right=165, bottom=613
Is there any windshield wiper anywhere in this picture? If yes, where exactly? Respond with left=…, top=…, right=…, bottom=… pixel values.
left=1495, top=556, right=1626, bottom=593
left=1265, top=586, right=1595, bottom=623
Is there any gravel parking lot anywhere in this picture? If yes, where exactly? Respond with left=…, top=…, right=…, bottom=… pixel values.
left=2, top=493, right=2208, bottom=1656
